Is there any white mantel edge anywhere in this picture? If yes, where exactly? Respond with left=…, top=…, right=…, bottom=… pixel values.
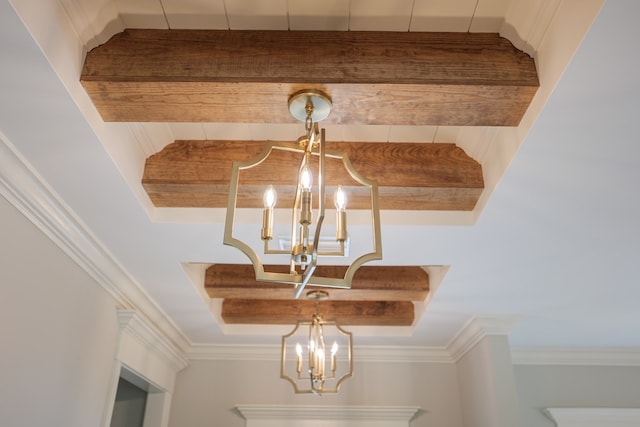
left=235, top=405, right=422, bottom=421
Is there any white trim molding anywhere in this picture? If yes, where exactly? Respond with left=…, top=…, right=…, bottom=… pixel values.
left=235, top=405, right=421, bottom=427
left=0, top=132, right=191, bottom=356
left=187, top=316, right=522, bottom=363
left=187, top=343, right=453, bottom=363
left=446, top=315, right=521, bottom=361
left=118, top=310, right=189, bottom=375
left=545, top=408, right=640, bottom=427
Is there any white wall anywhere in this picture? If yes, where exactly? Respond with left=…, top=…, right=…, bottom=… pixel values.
left=0, top=196, right=121, bottom=427
left=514, top=365, right=640, bottom=427
left=168, top=358, right=464, bottom=427
left=456, top=335, right=521, bottom=427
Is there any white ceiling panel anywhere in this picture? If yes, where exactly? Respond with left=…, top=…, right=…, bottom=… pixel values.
left=321, top=124, right=344, bottom=142
left=410, top=0, right=477, bottom=32
left=128, top=123, right=175, bottom=156
left=288, top=0, right=350, bottom=30
left=469, top=0, right=511, bottom=32
left=433, top=126, right=462, bottom=143
left=114, top=0, right=168, bottom=28
left=162, top=0, right=228, bottom=29
left=202, top=123, right=252, bottom=140
left=349, top=0, right=414, bottom=31
left=248, top=124, right=299, bottom=142
left=342, top=124, right=390, bottom=142
left=388, top=125, right=438, bottom=143
left=168, top=123, right=207, bottom=141
left=225, top=0, right=288, bottom=30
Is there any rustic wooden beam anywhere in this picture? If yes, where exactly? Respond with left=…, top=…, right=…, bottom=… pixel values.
left=81, top=29, right=538, bottom=126
left=206, top=264, right=429, bottom=301
left=221, top=299, right=415, bottom=326
left=142, top=140, right=483, bottom=210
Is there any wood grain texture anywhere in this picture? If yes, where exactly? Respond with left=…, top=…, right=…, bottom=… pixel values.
left=206, top=264, right=429, bottom=301
left=80, top=29, right=538, bottom=126
left=221, top=299, right=415, bottom=326
left=142, top=140, right=484, bottom=210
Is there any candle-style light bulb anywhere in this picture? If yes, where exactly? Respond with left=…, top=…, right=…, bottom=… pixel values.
left=263, top=185, right=277, bottom=208
left=333, top=186, right=347, bottom=211
left=330, top=341, right=338, bottom=372
left=299, top=165, right=313, bottom=226
left=317, top=347, right=325, bottom=377
left=261, top=185, right=276, bottom=240
left=334, top=186, right=348, bottom=242
left=295, top=342, right=303, bottom=374
left=300, top=165, right=313, bottom=191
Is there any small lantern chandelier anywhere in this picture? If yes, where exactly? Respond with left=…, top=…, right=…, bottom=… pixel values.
left=223, top=89, right=382, bottom=298
left=281, top=290, right=353, bottom=394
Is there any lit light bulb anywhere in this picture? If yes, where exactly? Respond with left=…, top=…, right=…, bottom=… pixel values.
left=334, top=186, right=348, bottom=242
left=330, top=341, right=338, bottom=372
left=331, top=341, right=339, bottom=356
left=317, top=347, right=325, bottom=377
left=300, top=165, right=313, bottom=191
left=333, top=186, right=347, bottom=211
left=261, top=185, right=276, bottom=240
left=295, top=342, right=303, bottom=373
left=263, top=185, right=277, bottom=208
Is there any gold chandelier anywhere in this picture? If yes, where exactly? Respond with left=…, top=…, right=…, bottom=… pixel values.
left=281, top=290, right=353, bottom=394
left=223, top=89, right=382, bottom=298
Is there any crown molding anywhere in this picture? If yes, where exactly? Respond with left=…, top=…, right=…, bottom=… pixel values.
left=446, top=315, right=521, bottom=361
left=118, top=310, right=189, bottom=372
left=188, top=344, right=280, bottom=361
left=0, top=133, right=191, bottom=354
left=187, top=343, right=454, bottom=363
left=511, top=347, right=640, bottom=367
left=235, top=405, right=421, bottom=421
left=356, top=345, right=452, bottom=363
left=187, top=340, right=640, bottom=367
left=187, top=316, right=521, bottom=363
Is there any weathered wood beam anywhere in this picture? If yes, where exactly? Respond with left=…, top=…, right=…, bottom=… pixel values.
left=142, top=140, right=483, bottom=210
left=221, top=299, right=415, bottom=326
left=206, top=264, right=429, bottom=301
left=81, top=29, right=538, bottom=126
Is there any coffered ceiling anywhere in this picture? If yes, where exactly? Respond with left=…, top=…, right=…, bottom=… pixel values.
left=6, top=0, right=638, bottom=352
left=76, top=18, right=540, bottom=326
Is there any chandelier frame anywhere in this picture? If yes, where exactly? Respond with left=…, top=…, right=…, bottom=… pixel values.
left=280, top=290, right=353, bottom=394
left=223, top=90, right=382, bottom=298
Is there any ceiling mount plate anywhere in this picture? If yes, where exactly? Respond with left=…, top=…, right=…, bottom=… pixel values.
left=288, top=89, right=332, bottom=123
left=307, top=290, right=329, bottom=301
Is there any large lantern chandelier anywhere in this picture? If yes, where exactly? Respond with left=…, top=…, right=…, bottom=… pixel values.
left=281, top=290, right=353, bottom=394
left=223, top=89, right=382, bottom=298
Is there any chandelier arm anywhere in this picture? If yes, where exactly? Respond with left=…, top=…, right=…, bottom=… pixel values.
left=262, top=240, right=290, bottom=255
left=315, top=240, right=345, bottom=257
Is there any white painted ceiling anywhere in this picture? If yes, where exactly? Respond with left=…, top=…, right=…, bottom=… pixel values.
left=1, top=0, right=639, bottom=351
